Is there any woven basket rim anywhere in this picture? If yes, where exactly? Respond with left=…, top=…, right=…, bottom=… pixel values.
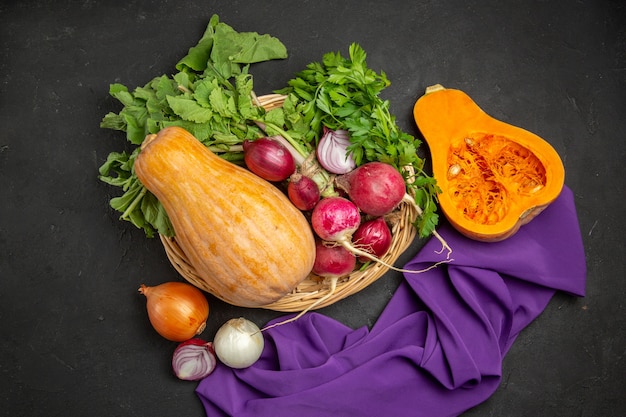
left=159, top=93, right=418, bottom=312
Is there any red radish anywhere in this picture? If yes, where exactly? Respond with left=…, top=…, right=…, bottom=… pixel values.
left=311, top=197, right=361, bottom=241
left=311, top=196, right=448, bottom=273
left=243, top=137, right=296, bottom=182
left=312, top=240, right=356, bottom=277
left=287, top=172, right=321, bottom=211
left=336, top=161, right=454, bottom=259
left=263, top=198, right=453, bottom=333
left=335, top=161, right=406, bottom=216
left=261, top=240, right=355, bottom=332
left=352, top=217, right=392, bottom=263
left=310, top=196, right=393, bottom=268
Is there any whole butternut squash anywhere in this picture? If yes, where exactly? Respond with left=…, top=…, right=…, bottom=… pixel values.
left=135, top=126, right=316, bottom=307
left=413, top=85, right=565, bottom=242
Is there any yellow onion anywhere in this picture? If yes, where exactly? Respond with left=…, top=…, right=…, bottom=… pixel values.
left=139, top=282, right=209, bottom=342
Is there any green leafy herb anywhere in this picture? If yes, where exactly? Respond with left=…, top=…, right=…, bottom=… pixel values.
left=99, top=15, right=288, bottom=237
left=99, top=17, right=440, bottom=240
left=275, top=43, right=440, bottom=237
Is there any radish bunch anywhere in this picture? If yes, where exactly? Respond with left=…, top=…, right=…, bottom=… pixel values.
left=309, top=162, right=407, bottom=275
left=242, top=136, right=452, bottom=315
left=242, top=137, right=453, bottom=331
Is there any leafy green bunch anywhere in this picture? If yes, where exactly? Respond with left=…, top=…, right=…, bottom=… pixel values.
left=98, top=15, right=289, bottom=237
left=99, top=16, right=441, bottom=239
left=275, top=44, right=441, bottom=237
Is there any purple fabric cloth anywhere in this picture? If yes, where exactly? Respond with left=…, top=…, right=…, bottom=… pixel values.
left=196, top=186, right=586, bottom=417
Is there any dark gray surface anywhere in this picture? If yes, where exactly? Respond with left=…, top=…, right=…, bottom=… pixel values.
left=1, top=1, right=624, bottom=416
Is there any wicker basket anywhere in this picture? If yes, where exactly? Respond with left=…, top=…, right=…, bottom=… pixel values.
left=159, top=94, right=418, bottom=312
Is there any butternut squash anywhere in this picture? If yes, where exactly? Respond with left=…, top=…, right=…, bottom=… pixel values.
left=134, top=126, right=316, bottom=307
left=413, top=85, right=565, bottom=242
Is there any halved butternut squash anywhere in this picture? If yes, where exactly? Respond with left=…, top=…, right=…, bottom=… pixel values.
left=413, top=84, right=565, bottom=241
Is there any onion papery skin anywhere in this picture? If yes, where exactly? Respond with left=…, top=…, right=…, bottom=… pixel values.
left=316, top=127, right=356, bottom=174
left=172, top=338, right=217, bottom=381
left=243, top=137, right=296, bottom=182
left=138, top=282, right=209, bottom=342
left=213, top=318, right=264, bottom=369
left=352, top=217, right=392, bottom=262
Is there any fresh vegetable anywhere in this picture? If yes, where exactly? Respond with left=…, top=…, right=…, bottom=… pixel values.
left=134, top=126, right=316, bottom=307
left=287, top=172, right=320, bottom=211
left=335, top=162, right=406, bottom=216
left=316, top=127, right=356, bottom=174
left=262, top=240, right=356, bottom=331
left=138, top=282, right=209, bottom=342
left=275, top=43, right=441, bottom=238
left=99, top=15, right=289, bottom=237
left=100, top=18, right=441, bottom=242
left=311, top=196, right=449, bottom=270
left=172, top=338, right=217, bottom=381
left=312, top=240, right=357, bottom=278
left=310, top=197, right=361, bottom=242
left=352, top=217, right=392, bottom=263
left=335, top=161, right=451, bottom=258
left=213, top=318, right=264, bottom=369
left=243, top=137, right=295, bottom=182
left=413, top=84, right=565, bottom=241
left=309, top=196, right=397, bottom=266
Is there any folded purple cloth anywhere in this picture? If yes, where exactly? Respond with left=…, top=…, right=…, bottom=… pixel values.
left=196, top=186, right=586, bottom=416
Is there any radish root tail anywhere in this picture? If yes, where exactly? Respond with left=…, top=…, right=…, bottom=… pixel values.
left=260, top=193, right=455, bottom=331
left=260, top=277, right=339, bottom=332
left=340, top=238, right=452, bottom=274
left=402, top=194, right=453, bottom=259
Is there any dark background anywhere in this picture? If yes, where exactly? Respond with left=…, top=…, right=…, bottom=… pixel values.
left=1, top=1, right=624, bottom=416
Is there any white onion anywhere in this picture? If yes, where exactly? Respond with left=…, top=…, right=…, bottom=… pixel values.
left=213, top=317, right=264, bottom=369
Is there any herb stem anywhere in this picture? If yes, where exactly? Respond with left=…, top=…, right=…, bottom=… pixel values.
left=205, top=63, right=236, bottom=92
left=259, top=121, right=309, bottom=159
left=120, top=185, right=147, bottom=221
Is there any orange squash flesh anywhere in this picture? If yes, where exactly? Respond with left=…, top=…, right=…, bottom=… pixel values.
left=413, top=84, right=565, bottom=242
left=134, top=126, right=316, bottom=307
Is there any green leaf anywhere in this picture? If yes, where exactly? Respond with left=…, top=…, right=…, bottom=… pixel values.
left=173, top=72, right=193, bottom=91
left=175, top=14, right=220, bottom=72
left=141, top=193, right=174, bottom=237
left=209, top=88, right=237, bottom=118
left=166, top=95, right=213, bottom=123
left=109, top=83, right=135, bottom=106
left=211, top=22, right=287, bottom=65
left=153, top=75, right=179, bottom=99
left=263, top=107, right=286, bottom=129
left=193, top=78, right=219, bottom=108
left=100, top=112, right=126, bottom=131
left=121, top=108, right=148, bottom=145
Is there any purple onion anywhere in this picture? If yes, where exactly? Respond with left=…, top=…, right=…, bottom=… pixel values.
left=243, top=137, right=296, bottom=182
left=171, top=338, right=217, bottom=381
left=316, top=127, right=356, bottom=174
